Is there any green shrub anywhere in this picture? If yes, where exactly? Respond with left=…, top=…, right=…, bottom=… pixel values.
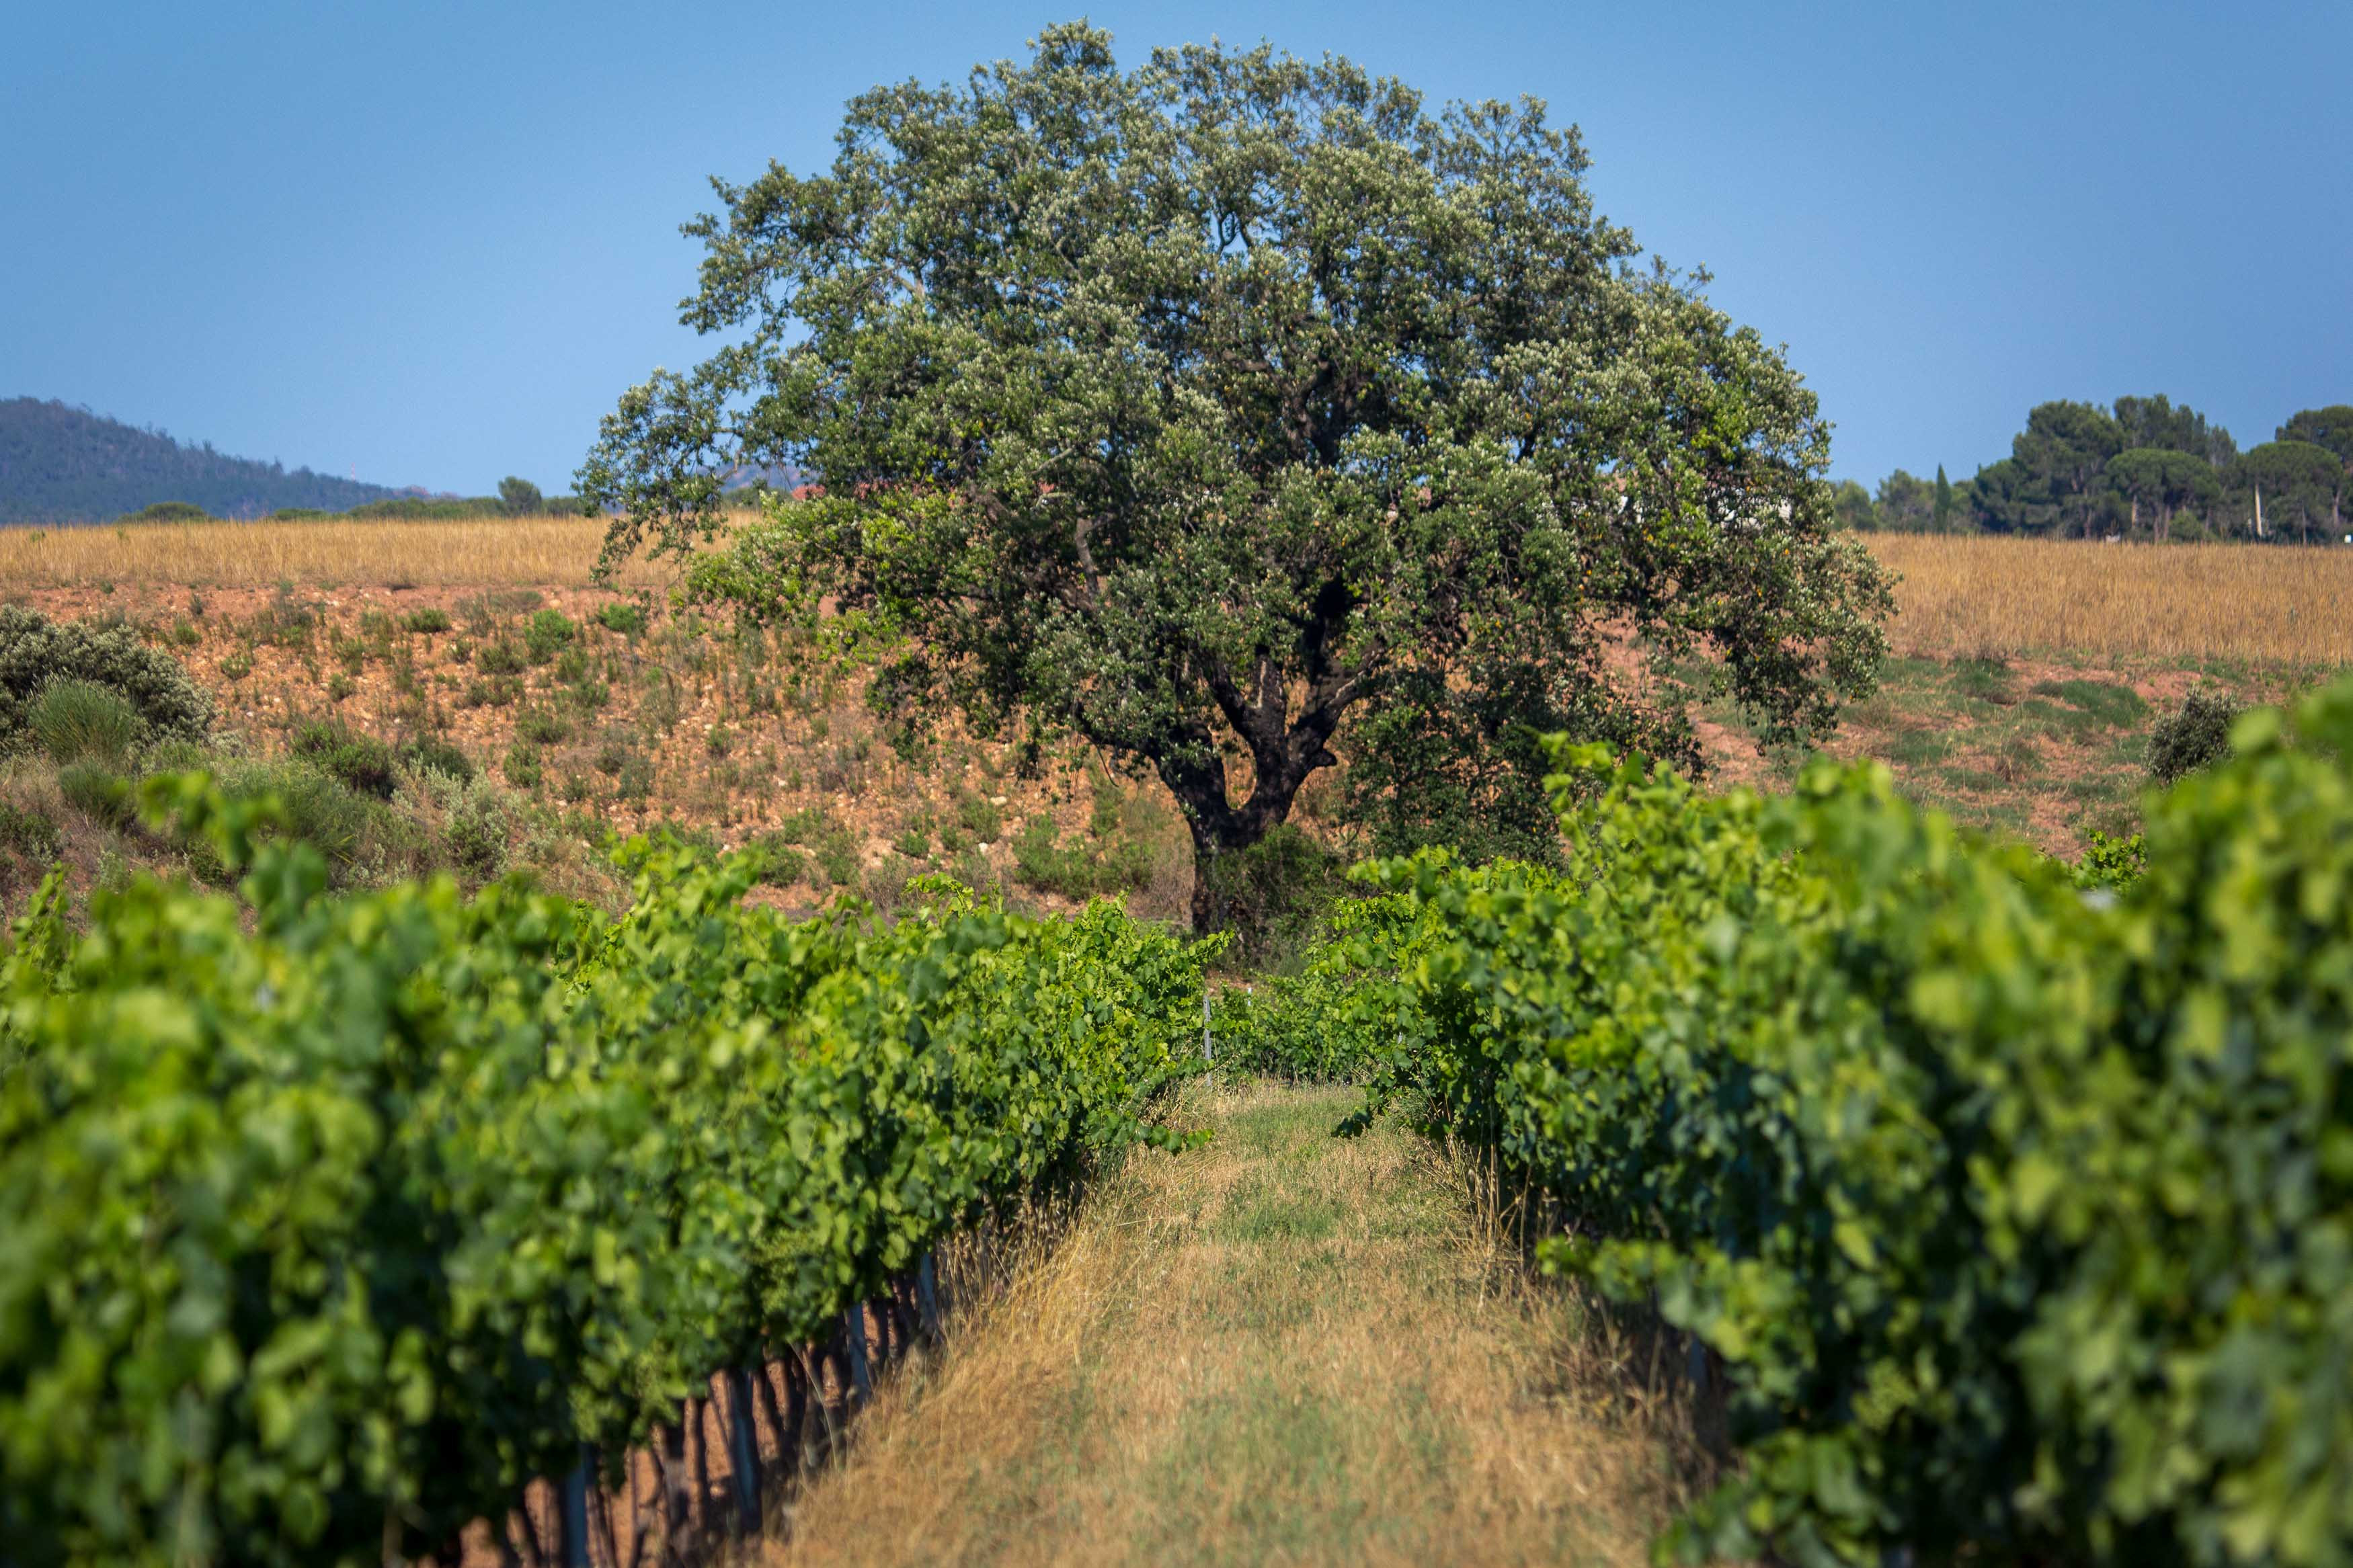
left=497, top=476, right=545, bottom=516
left=954, top=788, right=1005, bottom=841
left=397, top=737, right=473, bottom=782
left=430, top=774, right=510, bottom=878
left=0, top=606, right=211, bottom=754
left=116, top=501, right=208, bottom=523
left=344, top=495, right=504, bottom=520
left=1010, top=816, right=1152, bottom=901
left=27, top=679, right=141, bottom=764
left=805, top=818, right=861, bottom=889
left=502, top=743, right=543, bottom=790
left=524, top=609, right=577, bottom=664
left=267, top=507, right=332, bottom=521
left=56, top=763, right=134, bottom=829
left=2149, top=688, right=2239, bottom=784
left=768, top=807, right=827, bottom=844
left=268, top=766, right=373, bottom=873
left=0, top=800, right=61, bottom=860
left=1194, top=823, right=1342, bottom=968
left=613, top=754, right=655, bottom=802
left=474, top=641, right=526, bottom=676
left=401, top=608, right=452, bottom=634
left=290, top=720, right=399, bottom=800
left=595, top=602, right=645, bottom=636
left=514, top=707, right=571, bottom=745
left=750, top=835, right=806, bottom=886
left=463, top=675, right=523, bottom=708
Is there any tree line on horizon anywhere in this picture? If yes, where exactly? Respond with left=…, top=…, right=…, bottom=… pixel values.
left=1841, top=397, right=2353, bottom=544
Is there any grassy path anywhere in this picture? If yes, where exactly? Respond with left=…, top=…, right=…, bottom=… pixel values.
left=768, top=1081, right=1685, bottom=1567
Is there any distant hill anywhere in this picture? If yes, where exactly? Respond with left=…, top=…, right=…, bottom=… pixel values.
left=0, top=397, right=403, bottom=524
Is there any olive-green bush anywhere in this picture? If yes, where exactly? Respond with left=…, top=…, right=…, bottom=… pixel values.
left=0, top=607, right=212, bottom=755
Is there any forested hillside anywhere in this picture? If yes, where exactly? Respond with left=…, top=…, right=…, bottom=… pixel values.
left=0, top=397, right=399, bottom=524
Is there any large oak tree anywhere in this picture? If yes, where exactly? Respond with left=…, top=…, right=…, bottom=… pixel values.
left=582, top=26, right=1892, bottom=928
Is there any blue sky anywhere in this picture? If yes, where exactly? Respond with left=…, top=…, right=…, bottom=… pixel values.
left=3, top=2, right=2345, bottom=494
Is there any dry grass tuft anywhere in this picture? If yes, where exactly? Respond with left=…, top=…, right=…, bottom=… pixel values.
left=1868, top=534, right=2353, bottom=665
left=770, top=1081, right=1695, bottom=1567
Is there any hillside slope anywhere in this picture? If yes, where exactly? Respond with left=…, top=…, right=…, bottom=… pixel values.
left=0, top=397, right=399, bottom=522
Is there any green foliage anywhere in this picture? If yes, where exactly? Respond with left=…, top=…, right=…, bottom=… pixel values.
left=1864, top=393, right=2353, bottom=544
left=290, top=718, right=399, bottom=798
left=427, top=772, right=509, bottom=878
left=497, top=476, right=545, bottom=515
left=2278, top=405, right=2353, bottom=466
left=116, top=500, right=209, bottom=523
left=598, top=27, right=1889, bottom=929
left=1195, top=824, right=1345, bottom=969
left=1335, top=678, right=2353, bottom=1565
left=513, top=706, right=571, bottom=745
left=2069, top=829, right=2146, bottom=890
left=0, top=606, right=212, bottom=755
left=344, top=496, right=507, bottom=520
left=749, top=835, right=807, bottom=887
left=55, top=762, right=134, bottom=828
left=473, top=639, right=526, bottom=676
left=953, top=789, right=1004, bottom=843
left=401, top=608, right=452, bottom=634
left=464, top=675, right=524, bottom=709
left=0, top=813, right=1211, bottom=1565
left=1010, top=816, right=1152, bottom=901
left=2150, top=689, right=2239, bottom=785
left=397, top=737, right=473, bottom=783
left=1206, top=895, right=1408, bottom=1081
left=26, top=679, right=141, bottom=764
left=2028, top=677, right=2147, bottom=728
left=0, top=801, right=60, bottom=862
left=501, top=742, right=542, bottom=790
left=523, top=608, right=576, bottom=663
left=594, top=602, right=644, bottom=636
left=2235, top=440, right=2346, bottom=544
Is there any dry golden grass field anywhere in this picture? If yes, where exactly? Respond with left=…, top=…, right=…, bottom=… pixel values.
left=7, top=515, right=2350, bottom=663
left=1868, top=533, right=2353, bottom=665
left=0, top=513, right=659, bottom=589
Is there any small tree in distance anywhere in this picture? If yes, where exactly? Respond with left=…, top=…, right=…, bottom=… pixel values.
left=580, top=26, right=1894, bottom=930
left=497, top=476, right=545, bottom=516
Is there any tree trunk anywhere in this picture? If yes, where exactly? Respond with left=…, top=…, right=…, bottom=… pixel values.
left=1163, top=749, right=1322, bottom=934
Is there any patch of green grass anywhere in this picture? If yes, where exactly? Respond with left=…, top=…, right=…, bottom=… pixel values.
left=2028, top=678, right=2147, bottom=728
left=1875, top=729, right=1955, bottom=768
left=1948, top=657, right=2019, bottom=706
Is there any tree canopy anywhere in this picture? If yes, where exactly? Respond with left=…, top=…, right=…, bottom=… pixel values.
left=581, top=26, right=1892, bottom=926
left=1844, top=395, right=2350, bottom=544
